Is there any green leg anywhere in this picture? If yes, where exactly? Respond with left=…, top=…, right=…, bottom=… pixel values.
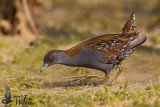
left=110, top=65, right=123, bottom=86
left=65, top=75, right=109, bottom=85
left=65, top=75, right=109, bottom=80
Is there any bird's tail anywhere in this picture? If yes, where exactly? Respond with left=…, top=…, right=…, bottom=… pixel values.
left=120, top=10, right=147, bottom=50
left=121, top=9, right=136, bottom=33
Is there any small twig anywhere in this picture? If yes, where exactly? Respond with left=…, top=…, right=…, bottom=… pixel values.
left=22, top=0, right=39, bottom=36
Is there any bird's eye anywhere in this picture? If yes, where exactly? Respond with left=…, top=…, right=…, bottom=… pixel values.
left=49, top=57, right=52, bottom=61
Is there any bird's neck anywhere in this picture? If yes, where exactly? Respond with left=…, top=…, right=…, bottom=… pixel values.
left=56, top=50, right=77, bottom=66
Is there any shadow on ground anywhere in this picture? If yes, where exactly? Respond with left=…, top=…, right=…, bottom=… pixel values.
left=42, top=79, right=109, bottom=88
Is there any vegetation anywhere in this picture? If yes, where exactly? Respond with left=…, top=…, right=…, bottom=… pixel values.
left=0, top=0, right=160, bottom=106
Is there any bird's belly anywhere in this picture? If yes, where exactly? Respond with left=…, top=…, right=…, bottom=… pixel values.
left=65, top=62, right=113, bottom=73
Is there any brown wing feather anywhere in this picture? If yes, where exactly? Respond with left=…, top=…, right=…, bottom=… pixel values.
left=65, top=30, right=139, bottom=59
left=85, top=30, right=140, bottom=63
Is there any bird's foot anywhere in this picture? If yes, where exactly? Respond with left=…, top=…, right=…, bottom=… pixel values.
left=65, top=75, right=109, bottom=86
left=65, top=75, right=109, bottom=80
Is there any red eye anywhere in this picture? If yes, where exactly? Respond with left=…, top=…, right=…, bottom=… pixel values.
left=49, top=57, right=52, bottom=61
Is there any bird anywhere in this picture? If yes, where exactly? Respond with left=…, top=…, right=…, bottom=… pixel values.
left=1, top=86, right=13, bottom=105
left=40, top=10, right=147, bottom=85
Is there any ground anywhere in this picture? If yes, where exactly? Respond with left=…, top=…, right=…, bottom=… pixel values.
left=0, top=34, right=160, bottom=106
left=0, top=0, right=160, bottom=106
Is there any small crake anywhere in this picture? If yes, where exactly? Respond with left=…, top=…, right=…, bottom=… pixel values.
left=40, top=10, right=147, bottom=85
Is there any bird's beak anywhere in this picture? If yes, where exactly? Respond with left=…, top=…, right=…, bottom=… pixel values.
left=40, top=64, right=48, bottom=72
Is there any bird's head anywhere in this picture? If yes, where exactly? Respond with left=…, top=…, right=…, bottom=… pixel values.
left=40, top=50, right=63, bottom=72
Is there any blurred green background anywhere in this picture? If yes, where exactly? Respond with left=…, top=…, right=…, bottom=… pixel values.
left=33, top=0, right=160, bottom=42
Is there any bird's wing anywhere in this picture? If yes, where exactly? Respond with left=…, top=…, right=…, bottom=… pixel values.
left=83, top=30, right=140, bottom=64
left=65, top=30, right=139, bottom=59
left=4, top=86, right=11, bottom=100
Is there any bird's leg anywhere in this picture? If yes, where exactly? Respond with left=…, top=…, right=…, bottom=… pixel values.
left=67, top=76, right=91, bottom=86
left=110, top=65, right=123, bottom=86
